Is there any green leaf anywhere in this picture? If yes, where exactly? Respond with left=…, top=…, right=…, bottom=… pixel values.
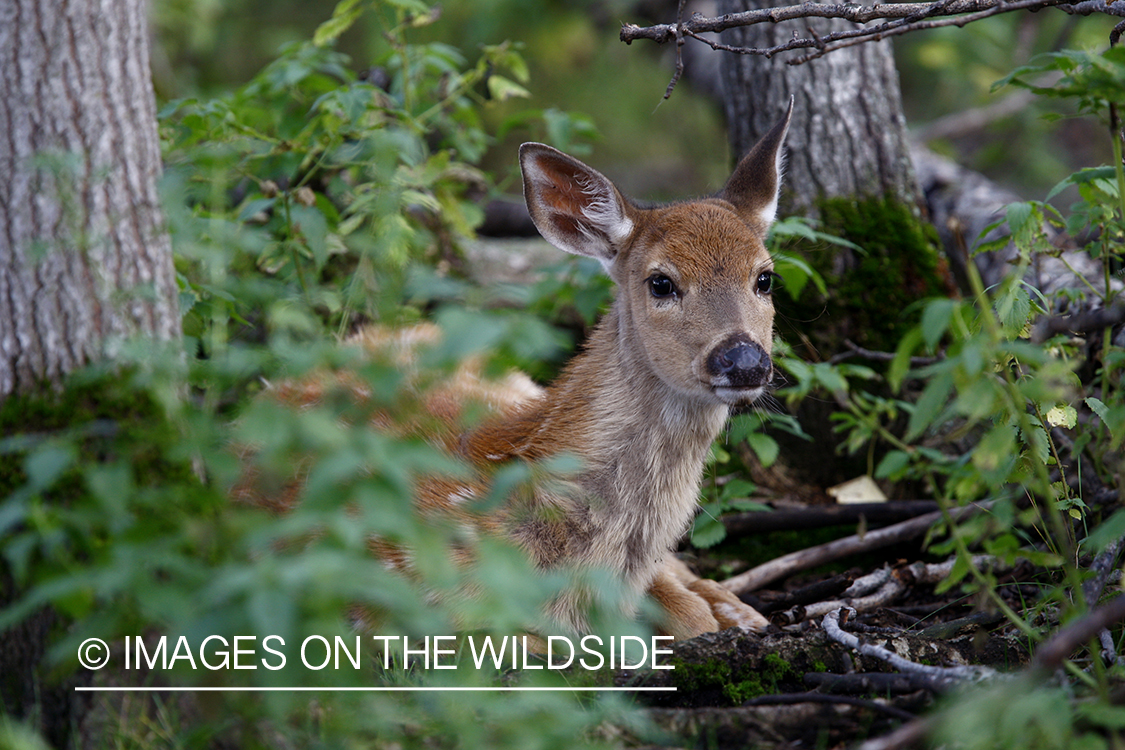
left=874, top=450, right=910, bottom=480
left=920, top=298, right=956, bottom=350
left=1083, top=509, right=1125, bottom=554
left=487, top=75, right=531, bottom=102
left=888, top=327, right=923, bottom=392
left=934, top=552, right=971, bottom=594
left=1046, top=166, right=1118, bottom=201
left=745, top=432, right=779, bottom=468
left=25, top=443, right=77, bottom=493
left=1045, top=404, right=1077, bottom=429
left=313, top=0, right=364, bottom=47
left=289, top=204, right=329, bottom=270
left=730, top=499, right=771, bottom=513
left=906, top=370, right=953, bottom=441
left=690, top=514, right=727, bottom=548
left=1005, top=202, right=1034, bottom=237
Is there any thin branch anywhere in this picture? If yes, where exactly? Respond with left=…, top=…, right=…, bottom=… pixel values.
left=621, top=0, right=1125, bottom=65
left=823, top=607, right=998, bottom=683
left=854, top=718, right=937, bottom=750
left=1032, top=594, right=1125, bottom=671
left=828, top=339, right=941, bottom=366
left=1031, top=301, right=1125, bottom=343
left=664, top=0, right=687, bottom=99
left=781, top=556, right=1003, bottom=623
left=721, top=501, right=988, bottom=594
left=721, top=499, right=941, bottom=536
left=741, top=691, right=918, bottom=721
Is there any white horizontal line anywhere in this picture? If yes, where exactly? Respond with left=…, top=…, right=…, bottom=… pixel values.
left=75, top=686, right=676, bottom=692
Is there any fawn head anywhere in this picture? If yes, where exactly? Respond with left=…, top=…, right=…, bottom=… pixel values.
left=519, top=101, right=792, bottom=406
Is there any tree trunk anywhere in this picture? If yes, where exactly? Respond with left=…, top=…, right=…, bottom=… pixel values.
left=717, top=0, right=921, bottom=216
left=0, top=0, right=176, bottom=744
left=714, top=2, right=953, bottom=491
left=0, top=0, right=180, bottom=399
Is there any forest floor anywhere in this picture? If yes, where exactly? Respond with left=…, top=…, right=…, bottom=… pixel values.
left=607, top=501, right=1050, bottom=750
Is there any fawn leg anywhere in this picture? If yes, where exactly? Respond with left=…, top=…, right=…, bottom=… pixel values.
left=660, top=557, right=770, bottom=634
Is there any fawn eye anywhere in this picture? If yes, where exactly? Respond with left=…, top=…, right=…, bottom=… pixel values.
left=756, top=271, right=777, bottom=295
left=648, top=274, right=678, bottom=299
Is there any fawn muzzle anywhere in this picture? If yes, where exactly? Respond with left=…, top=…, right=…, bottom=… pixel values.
left=706, top=334, right=771, bottom=396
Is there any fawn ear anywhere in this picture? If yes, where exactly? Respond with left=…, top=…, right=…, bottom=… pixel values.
left=520, top=143, right=634, bottom=267
left=719, top=97, right=793, bottom=238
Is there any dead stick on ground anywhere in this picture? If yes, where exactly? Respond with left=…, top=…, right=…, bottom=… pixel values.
left=1032, top=594, right=1125, bottom=672
left=722, top=502, right=988, bottom=594
left=823, top=608, right=997, bottom=684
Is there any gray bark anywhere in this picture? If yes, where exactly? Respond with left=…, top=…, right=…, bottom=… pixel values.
left=717, top=0, right=921, bottom=215
left=0, top=0, right=179, bottom=398
left=0, top=0, right=175, bottom=743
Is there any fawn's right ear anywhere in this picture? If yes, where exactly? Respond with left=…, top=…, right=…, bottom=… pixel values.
left=520, top=143, right=634, bottom=268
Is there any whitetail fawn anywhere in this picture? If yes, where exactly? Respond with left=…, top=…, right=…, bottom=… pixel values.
left=242, top=102, right=792, bottom=640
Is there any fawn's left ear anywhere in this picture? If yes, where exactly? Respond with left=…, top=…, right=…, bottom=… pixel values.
left=519, top=143, right=634, bottom=268
left=719, top=97, right=794, bottom=238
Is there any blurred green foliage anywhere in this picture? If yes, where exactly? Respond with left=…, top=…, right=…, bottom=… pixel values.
left=0, top=2, right=656, bottom=746
left=896, top=12, right=1114, bottom=193
left=151, top=0, right=732, bottom=199
left=2, top=1, right=1125, bottom=747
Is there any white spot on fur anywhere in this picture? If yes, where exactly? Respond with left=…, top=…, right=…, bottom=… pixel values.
left=447, top=488, right=476, bottom=506
left=714, top=601, right=770, bottom=632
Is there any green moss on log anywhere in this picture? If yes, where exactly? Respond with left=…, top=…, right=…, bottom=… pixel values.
left=784, top=195, right=950, bottom=356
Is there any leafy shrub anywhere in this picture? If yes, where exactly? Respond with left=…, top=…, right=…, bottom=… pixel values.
left=1, top=2, right=644, bottom=747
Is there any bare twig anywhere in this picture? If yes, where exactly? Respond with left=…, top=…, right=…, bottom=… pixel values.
left=828, top=339, right=941, bottom=367
left=722, top=499, right=940, bottom=536
left=664, top=0, right=687, bottom=100
left=1082, top=534, right=1124, bottom=606
left=855, top=717, right=937, bottom=750
left=781, top=557, right=1003, bottom=623
left=722, top=502, right=987, bottom=594
left=621, top=0, right=1125, bottom=64
left=1032, top=594, right=1125, bottom=672
left=823, top=607, right=998, bottom=683
left=741, top=691, right=918, bottom=721
left=787, top=570, right=905, bottom=622
left=1031, top=301, right=1125, bottom=343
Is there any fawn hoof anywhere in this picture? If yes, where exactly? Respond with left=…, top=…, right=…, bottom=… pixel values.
left=687, top=578, right=770, bottom=633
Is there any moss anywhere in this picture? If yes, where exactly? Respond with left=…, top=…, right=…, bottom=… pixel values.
left=669, top=652, right=798, bottom=706
left=0, top=369, right=192, bottom=498
left=782, top=194, right=949, bottom=356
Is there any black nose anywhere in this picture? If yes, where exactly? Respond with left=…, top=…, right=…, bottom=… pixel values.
left=707, top=337, right=770, bottom=388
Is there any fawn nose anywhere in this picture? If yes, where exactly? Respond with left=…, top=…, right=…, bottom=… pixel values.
left=707, top=336, right=771, bottom=388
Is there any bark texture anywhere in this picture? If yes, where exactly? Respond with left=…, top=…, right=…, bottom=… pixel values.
left=0, top=0, right=179, bottom=398
left=717, top=0, right=921, bottom=214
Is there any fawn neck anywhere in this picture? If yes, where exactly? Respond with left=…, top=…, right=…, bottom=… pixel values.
left=466, top=302, right=729, bottom=586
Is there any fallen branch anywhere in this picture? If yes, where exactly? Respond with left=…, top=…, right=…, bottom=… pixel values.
left=854, top=717, right=936, bottom=750
left=722, top=502, right=986, bottom=594
left=1031, top=301, right=1125, bottom=343
left=823, top=608, right=997, bottom=686
left=741, top=691, right=917, bottom=721
left=780, top=556, right=1003, bottom=623
left=754, top=572, right=855, bottom=615
left=805, top=670, right=952, bottom=694
left=1032, top=594, right=1125, bottom=672
left=722, top=500, right=940, bottom=536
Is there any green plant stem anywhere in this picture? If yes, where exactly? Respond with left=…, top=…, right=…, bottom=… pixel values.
left=1104, top=105, right=1125, bottom=420
left=965, top=250, right=1090, bottom=614
left=280, top=193, right=312, bottom=301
